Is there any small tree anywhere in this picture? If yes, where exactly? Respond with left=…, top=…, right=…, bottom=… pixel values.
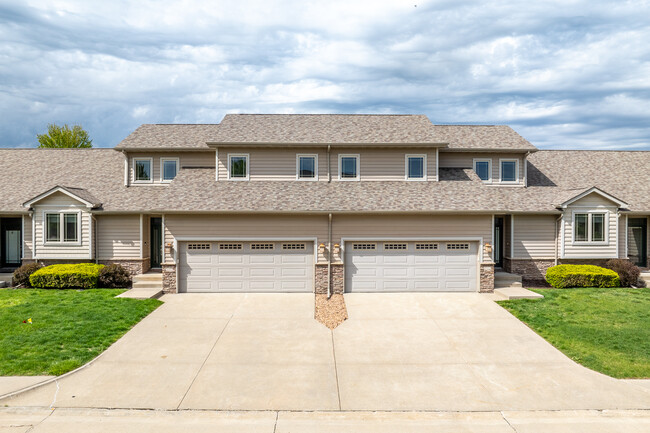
left=37, top=124, right=92, bottom=148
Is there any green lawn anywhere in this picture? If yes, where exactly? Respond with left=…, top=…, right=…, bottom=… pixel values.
left=0, top=289, right=162, bottom=376
left=498, top=288, right=650, bottom=379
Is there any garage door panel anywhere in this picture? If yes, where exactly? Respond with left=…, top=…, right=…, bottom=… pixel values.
left=180, top=241, right=313, bottom=293
left=346, top=241, right=477, bottom=293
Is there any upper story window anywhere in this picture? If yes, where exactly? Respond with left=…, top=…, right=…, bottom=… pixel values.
left=406, top=155, right=426, bottom=180
left=339, top=154, right=360, bottom=181
left=161, top=158, right=178, bottom=182
left=45, top=212, right=79, bottom=243
left=133, top=158, right=153, bottom=183
left=574, top=212, right=607, bottom=243
left=473, top=159, right=492, bottom=182
left=499, top=159, right=518, bottom=183
left=297, top=154, right=317, bottom=180
left=228, top=154, right=249, bottom=180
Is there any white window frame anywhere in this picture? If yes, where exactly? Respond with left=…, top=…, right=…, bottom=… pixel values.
left=227, top=153, right=250, bottom=181
left=43, top=210, right=82, bottom=246
left=133, top=157, right=154, bottom=184
left=572, top=211, right=609, bottom=245
left=160, top=157, right=179, bottom=183
left=296, top=154, right=318, bottom=181
left=473, top=158, right=492, bottom=183
left=338, top=154, right=360, bottom=181
left=499, top=158, right=519, bottom=183
left=405, top=154, right=427, bottom=181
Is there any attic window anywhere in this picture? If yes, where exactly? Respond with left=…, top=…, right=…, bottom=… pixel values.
left=228, top=154, right=249, bottom=180
left=161, top=158, right=178, bottom=182
left=473, top=159, right=491, bottom=182
left=133, top=158, right=152, bottom=183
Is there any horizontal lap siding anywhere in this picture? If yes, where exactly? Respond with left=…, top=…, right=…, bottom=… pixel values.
left=563, top=193, right=620, bottom=259
left=216, top=147, right=438, bottom=181
left=513, top=215, right=556, bottom=259
left=619, top=215, right=627, bottom=258
left=34, top=210, right=91, bottom=260
left=23, top=215, right=33, bottom=259
left=438, top=152, right=525, bottom=184
left=96, top=215, right=141, bottom=259
left=130, top=152, right=215, bottom=184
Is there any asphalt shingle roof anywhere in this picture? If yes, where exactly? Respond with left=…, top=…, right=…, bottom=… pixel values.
left=434, top=125, right=537, bottom=152
left=115, top=124, right=220, bottom=150
left=1, top=149, right=648, bottom=214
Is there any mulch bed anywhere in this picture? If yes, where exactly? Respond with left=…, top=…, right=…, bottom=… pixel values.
left=315, top=294, right=348, bottom=329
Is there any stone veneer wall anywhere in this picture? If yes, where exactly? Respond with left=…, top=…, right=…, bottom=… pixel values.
left=509, top=258, right=614, bottom=286
left=315, top=263, right=344, bottom=294
left=23, top=258, right=149, bottom=276
left=479, top=263, right=495, bottom=293
left=162, top=264, right=177, bottom=294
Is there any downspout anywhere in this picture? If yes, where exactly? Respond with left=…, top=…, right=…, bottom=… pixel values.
left=328, top=213, right=332, bottom=298
left=554, top=213, right=562, bottom=266
left=327, top=145, right=331, bottom=183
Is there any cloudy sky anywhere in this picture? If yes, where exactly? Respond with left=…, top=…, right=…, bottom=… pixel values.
left=1, top=0, right=649, bottom=149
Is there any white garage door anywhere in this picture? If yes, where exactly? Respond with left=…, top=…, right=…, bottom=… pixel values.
left=179, top=241, right=314, bottom=293
left=345, top=241, right=478, bottom=292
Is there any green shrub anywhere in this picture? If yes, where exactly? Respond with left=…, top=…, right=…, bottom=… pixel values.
left=545, top=264, right=620, bottom=289
left=98, top=264, right=131, bottom=288
left=12, top=262, right=43, bottom=287
left=29, top=263, right=105, bottom=289
left=605, top=259, right=641, bottom=287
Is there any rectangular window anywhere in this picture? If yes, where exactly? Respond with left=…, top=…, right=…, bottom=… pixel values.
left=339, top=155, right=359, bottom=180
left=229, top=155, right=249, bottom=180
left=134, top=158, right=152, bottom=182
left=574, top=213, right=606, bottom=243
left=592, top=214, right=605, bottom=242
left=297, top=155, right=317, bottom=179
left=500, top=160, right=518, bottom=182
left=406, top=155, right=426, bottom=180
left=63, top=214, right=78, bottom=242
left=45, top=213, right=78, bottom=243
left=46, top=214, right=60, bottom=242
left=161, top=158, right=178, bottom=181
left=474, top=159, right=491, bottom=181
left=575, top=214, right=588, bottom=242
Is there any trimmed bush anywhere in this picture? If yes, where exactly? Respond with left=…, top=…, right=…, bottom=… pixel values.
left=12, top=262, right=43, bottom=288
left=605, top=259, right=641, bottom=287
left=545, top=264, right=620, bottom=289
left=29, top=263, right=105, bottom=289
left=98, top=264, right=131, bottom=288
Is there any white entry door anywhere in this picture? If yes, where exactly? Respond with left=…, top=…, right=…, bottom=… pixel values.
left=179, top=241, right=314, bottom=293
left=345, top=241, right=478, bottom=292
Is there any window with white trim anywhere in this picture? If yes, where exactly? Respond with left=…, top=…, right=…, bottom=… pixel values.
left=574, top=212, right=607, bottom=243
left=45, top=212, right=79, bottom=243
left=297, top=154, right=317, bottom=180
left=161, top=158, right=179, bottom=182
left=339, top=154, right=360, bottom=180
left=473, top=159, right=491, bottom=182
left=228, top=154, right=249, bottom=180
left=406, top=155, right=426, bottom=180
left=499, top=159, right=518, bottom=183
left=133, top=158, right=153, bottom=183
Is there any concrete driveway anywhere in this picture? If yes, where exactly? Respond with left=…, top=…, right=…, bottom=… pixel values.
left=4, top=293, right=650, bottom=411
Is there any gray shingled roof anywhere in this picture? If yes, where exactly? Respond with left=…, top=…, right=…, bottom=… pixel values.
left=23, top=186, right=102, bottom=208
left=434, top=125, right=537, bottom=152
left=208, top=114, right=443, bottom=144
left=115, top=124, right=219, bottom=150
left=1, top=149, right=649, bottom=214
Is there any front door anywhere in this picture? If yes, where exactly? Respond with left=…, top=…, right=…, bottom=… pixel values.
left=628, top=218, right=648, bottom=267
left=1, top=218, right=22, bottom=268
left=150, top=217, right=163, bottom=268
left=494, top=217, right=504, bottom=268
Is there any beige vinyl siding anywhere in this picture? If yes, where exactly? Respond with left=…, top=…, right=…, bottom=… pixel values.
left=142, top=215, right=150, bottom=259
left=562, top=208, right=618, bottom=259
left=438, top=152, right=525, bottom=184
left=569, top=192, right=619, bottom=207
left=164, top=213, right=489, bottom=263
left=504, top=215, right=512, bottom=258
left=619, top=215, right=627, bottom=258
left=33, top=208, right=91, bottom=260
left=217, top=148, right=328, bottom=181
left=216, top=147, right=438, bottom=181
left=23, top=215, right=33, bottom=259
left=513, top=215, right=557, bottom=259
left=129, top=151, right=215, bottom=184
left=95, top=215, right=141, bottom=259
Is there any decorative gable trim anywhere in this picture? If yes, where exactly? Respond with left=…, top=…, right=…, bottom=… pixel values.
left=23, top=186, right=101, bottom=209
left=559, top=187, right=627, bottom=209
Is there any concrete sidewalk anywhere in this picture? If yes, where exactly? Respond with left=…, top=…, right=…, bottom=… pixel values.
left=2, top=407, right=650, bottom=432
left=3, top=293, right=650, bottom=412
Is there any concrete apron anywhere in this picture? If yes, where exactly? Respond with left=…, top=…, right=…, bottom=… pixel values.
left=3, top=293, right=650, bottom=412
